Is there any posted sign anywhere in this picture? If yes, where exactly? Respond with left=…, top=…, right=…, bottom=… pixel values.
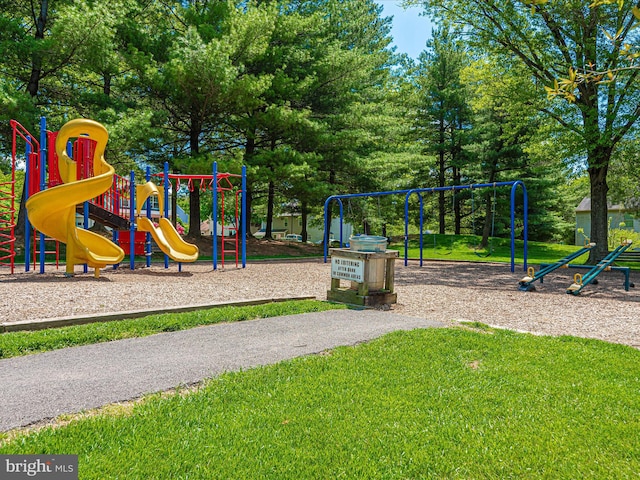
left=331, top=256, right=364, bottom=283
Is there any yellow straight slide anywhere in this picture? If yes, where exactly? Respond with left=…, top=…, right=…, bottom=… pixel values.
left=137, top=217, right=199, bottom=263
left=25, top=119, right=124, bottom=276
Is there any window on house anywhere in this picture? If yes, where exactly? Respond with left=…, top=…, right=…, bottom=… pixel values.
left=623, top=214, right=635, bottom=229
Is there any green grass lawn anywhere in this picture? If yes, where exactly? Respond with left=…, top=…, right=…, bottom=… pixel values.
left=2, top=325, right=638, bottom=479
left=0, top=300, right=345, bottom=359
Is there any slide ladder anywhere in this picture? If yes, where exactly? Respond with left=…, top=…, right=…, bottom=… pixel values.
left=566, top=240, right=633, bottom=295
left=519, top=243, right=595, bottom=291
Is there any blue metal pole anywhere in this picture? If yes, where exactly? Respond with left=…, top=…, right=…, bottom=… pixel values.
left=323, top=196, right=332, bottom=262
left=418, top=193, right=424, bottom=267
left=130, top=171, right=135, bottom=270
left=66, top=142, right=73, bottom=272
left=213, top=162, right=218, bottom=270
left=39, top=117, right=47, bottom=274
left=82, top=202, right=89, bottom=274
left=509, top=181, right=529, bottom=273
left=113, top=183, right=120, bottom=270
left=163, top=162, right=169, bottom=269
left=241, top=165, right=247, bottom=268
left=80, top=141, right=89, bottom=274
left=338, top=199, right=344, bottom=247
left=523, top=184, right=528, bottom=270
left=403, top=190, right=423, bottom=267
left=510, top=184, right=515, bottom=273
left=112, top=228, right=118, bottom=270
left=404, top=192, right=410, bottom=267
left=505, top=181, right=526, bottom=272
left=80, top=129, right=88, bottom=273
left=24, top=139, right=31, bottom=272
left=516, top=181, right=529, bottom=271
left=322, top=196, right=344, bottom=262
left=146, top=167, right=151, bottom=268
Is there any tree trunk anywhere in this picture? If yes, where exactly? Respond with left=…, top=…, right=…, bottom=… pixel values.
left=301, top=201, right=308, bottom=242
left=480, top=169, right=497, bottom=248
left=188, top=183, right=201, bottom=238
left=171, top=184, right=177, bottom=226
left=438, top=112, right=446, bottom=234
left=320, top=166, right=340, bottom=245
left=265, top=179, right=275, bottom=240
left=481, top=191, right=493, bottom=248
left=325, top=168, right=337, bottom=240
left=362, top=219, right=371, bottom=235
left=587, top=161, right=610, bottom=263
left=244, top=186, right=253, bottom=238
left=188, top=117, right=201, bottom=239
left=243, top=133, right=256, bottom=238
left=26, top=0, right=48, bottom=97
left=580, top=68, right=611, bottom=263
left=103, top=72, right=111, bottom=97
left=438, top=190, right=446, bottom=234
left=453, top=166, right=461, bottom=234
left=16, top=1, right=48, bottom=238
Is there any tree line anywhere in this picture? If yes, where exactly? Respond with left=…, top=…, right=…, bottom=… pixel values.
left=1, top=0, right=637, bottom=261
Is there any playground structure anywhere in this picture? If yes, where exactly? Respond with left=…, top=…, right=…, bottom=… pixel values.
left=565, top=240, right=634, bottom=295
left=4, top=117, right=246, bottom=276
left=518, top=240, right=635, bottom=294
left=518, top=243, right=596, bottom=291
left=323, top=181, right=529, bottom=273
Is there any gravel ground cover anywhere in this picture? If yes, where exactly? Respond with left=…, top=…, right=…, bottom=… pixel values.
left=1, top=258, right=638, bottom=348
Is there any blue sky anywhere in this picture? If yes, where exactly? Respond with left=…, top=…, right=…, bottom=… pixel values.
left=376, top=1, right=435, bottom=60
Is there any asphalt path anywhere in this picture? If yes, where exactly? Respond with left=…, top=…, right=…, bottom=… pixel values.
left=0, top=310, right=443, bottom=431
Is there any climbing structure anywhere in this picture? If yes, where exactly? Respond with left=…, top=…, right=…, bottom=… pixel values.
left=161, top=163, right=246, bottom=270
left=1, top=121, right=31, bottom=273
left=11, top=117, right=245, bottom=274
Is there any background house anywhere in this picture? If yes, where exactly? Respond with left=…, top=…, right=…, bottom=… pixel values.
left=250, top=213, right=354, bottom=243
left=200, top=219, right=238, bottom=237
left=575, top=197, right=639, bottom=245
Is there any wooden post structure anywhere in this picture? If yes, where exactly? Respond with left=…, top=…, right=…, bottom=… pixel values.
left=327, top=248, right=398, bottom=306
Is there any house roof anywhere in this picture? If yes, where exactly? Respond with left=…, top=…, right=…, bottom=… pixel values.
left=575, top=197, right=626, bottom=212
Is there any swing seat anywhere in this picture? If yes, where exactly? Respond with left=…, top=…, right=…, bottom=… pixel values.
left=566, top=282, right=581, bottom=293
left=473, top=246, right=493, bottom=258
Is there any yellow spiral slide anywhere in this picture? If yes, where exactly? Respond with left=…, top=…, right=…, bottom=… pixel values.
left=25, top=119, right=125, bottom=277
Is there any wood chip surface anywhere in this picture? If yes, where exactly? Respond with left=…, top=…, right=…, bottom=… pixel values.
left=1, top=259, right=639, bottom=348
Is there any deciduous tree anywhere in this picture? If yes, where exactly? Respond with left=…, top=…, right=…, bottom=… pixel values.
left=417, top=0, right=640, bottom=261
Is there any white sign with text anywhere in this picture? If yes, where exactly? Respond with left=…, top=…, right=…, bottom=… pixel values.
left=331, top=256, right=364, bottom=283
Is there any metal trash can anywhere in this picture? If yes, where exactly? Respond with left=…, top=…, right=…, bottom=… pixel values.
left=349, top=235, right=388, bottom=253
left=349, top=236, right=387, bottom=289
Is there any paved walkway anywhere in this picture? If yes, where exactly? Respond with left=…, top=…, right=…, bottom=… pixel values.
left=0, top=310, right=443, bottom=431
